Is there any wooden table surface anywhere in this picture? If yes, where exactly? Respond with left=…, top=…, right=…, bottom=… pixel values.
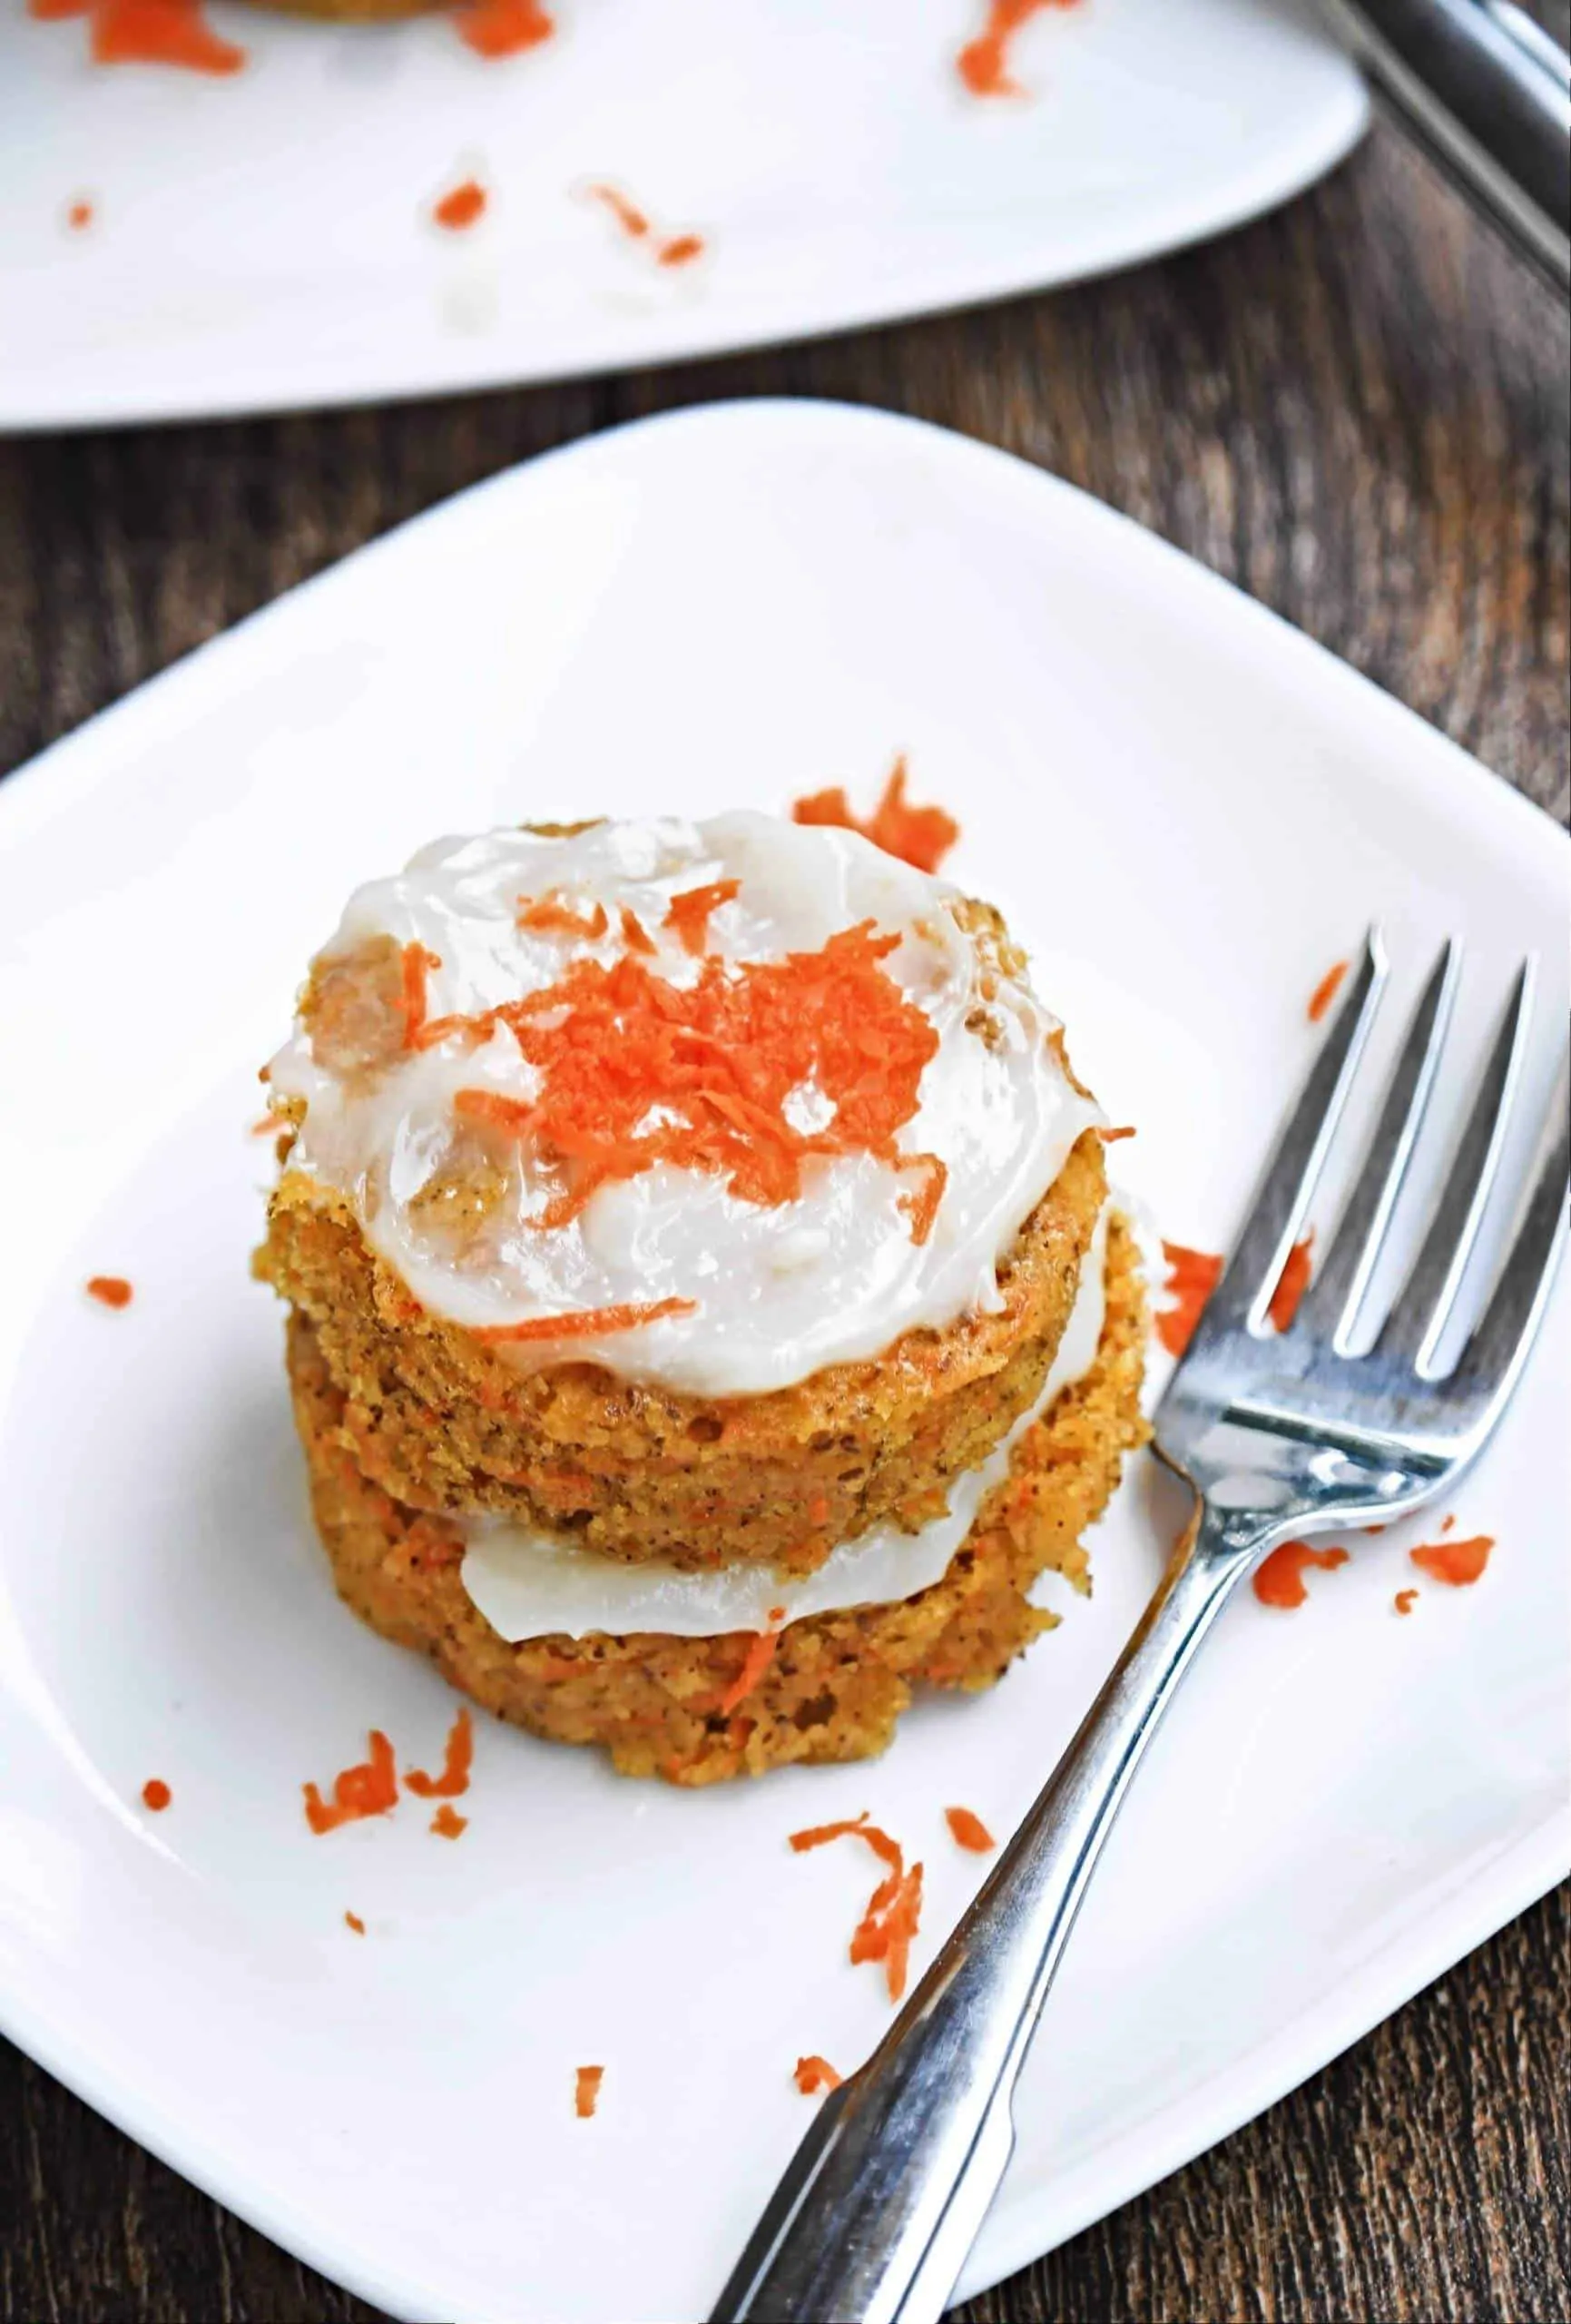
left=2, top=105, right=1568, bottom=2324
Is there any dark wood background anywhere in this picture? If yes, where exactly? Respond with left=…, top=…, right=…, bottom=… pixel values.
left=3, top=98, right=1568, bottom=2324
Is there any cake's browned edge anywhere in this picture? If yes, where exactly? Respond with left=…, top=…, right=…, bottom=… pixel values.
left=257, top=1130, right=1108, bottom=1576
left=286, top=1213, right=1149, bottom=1786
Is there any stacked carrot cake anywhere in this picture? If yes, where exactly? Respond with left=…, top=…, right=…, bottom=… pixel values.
left=257, top=812, right=1147, bottom=1784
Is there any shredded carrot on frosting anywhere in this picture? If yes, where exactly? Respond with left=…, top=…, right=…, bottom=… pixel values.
left=302, top=1729, right=399, bottom=1835
left=405, top=1709, right=474, bottom=1799
left=791, top=757, right=958, bottom=874
left=620, top=904, right=655, bottom=955
left=470, top=1296, right=697, bottom=1345
left=400, top=944, right=442, bottom=1047
left=449, top=921, right=942, bottom=1236
left=663, top=879, right=741, bottom=956
left=1156, top=1243, right=1222, bottom=1357
left=518, top=893, right=609, bottom=940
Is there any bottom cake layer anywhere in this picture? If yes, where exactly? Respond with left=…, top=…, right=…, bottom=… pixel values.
left=286, top=1218, right=1149, bottom=1785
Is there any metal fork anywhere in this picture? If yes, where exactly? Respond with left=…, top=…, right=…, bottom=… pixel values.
left=710, top=932, right=1568, bottom=2324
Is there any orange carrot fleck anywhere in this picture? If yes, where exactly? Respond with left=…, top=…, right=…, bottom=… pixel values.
left=945, top=1807, right=995, bottom=1853
left=30, top=0, right=247, bottom=74
left=713, top=1631, right=779, bottom=1718
left=957, top=0, right=1075, bottom=99
left=344, top=1910, right=366, bottom=1934
left=806, top=1496, right=831, bottom=1527
left=574, top=2064, right=604, bottom=2118
left=1308, top=960, right=1349, bottom=1024
left=790, top=1816, right=921, bottom=2002
left=66, top=198, right=93, bottom=231
left=405, top=1709, right=474, bottom=1799
left=302, top=1729, right=398, bottom=1835
left=664, top=879, right=741, bottom=956
left=452, top=0, right=552, bottom=56
left=470, top=1296, right=697, bottom=1344
left=791, top=757, right=959, bottom=875
left=1155, top=1243, right=1222, bottom=1357
left=518, top=892, right=610, bottom=940
left=86, top=1275, right=133, bottom=1309
left=1410, top=1535, right=1494, bottom=1588
left=1253, top=1541, right=1350, bottom=1610
left=433, top=179, right=487, bottom=233
left=430, top=1804, right=468, bottom=1838
left=898, top=1153, right=948, bottom=1247
left=453, top=1088, right=538, bottom=1136
left=620, top=904, right=655, bottom=955
left=794, top=2054, right=843, bottom=2095
left=141, top=1777, right=171, bottom=1812
left=399, top=943, right=442, bottom=1046
left=1440, top=1513, right=1456, bottom=1534
left=1268, top=1234, right=1314, bottom=1332
left=586, top=182, right=651, bottom=240
left=790, top=1813, right=901, bottom=1870
left=1393, top=1589, right=1419, bottom=1617
left=658, top=231, right=705, bottom=268
left=1098, top=1125, right=1137, bottom=1143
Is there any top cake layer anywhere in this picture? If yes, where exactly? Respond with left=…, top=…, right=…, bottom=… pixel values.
left=267, top=811, right=1102, bottom=1398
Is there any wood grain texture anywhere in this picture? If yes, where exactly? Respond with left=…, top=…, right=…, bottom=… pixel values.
left=1, top=109, right=1567, bottom=2324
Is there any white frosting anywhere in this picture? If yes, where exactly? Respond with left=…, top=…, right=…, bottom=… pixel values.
left=458, top=1209, right=1110, bottom=1641
left=270, top=812, right=1102, bottom=1396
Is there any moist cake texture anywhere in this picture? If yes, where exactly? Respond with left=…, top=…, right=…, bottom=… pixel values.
left=258, top=809, right=1147, bottom=1781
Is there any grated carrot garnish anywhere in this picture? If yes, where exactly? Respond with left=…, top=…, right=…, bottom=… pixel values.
left=898, top=1153, right=948, bottom=1247
left=794, top=2054, right=843, bottom=2095
left=1410, top=1534, right=1494, bottom=1587
left=1440, top=1513, right=1456, bottom=1534
left=663, top=878, right=741, bottom=956
left=1393, top=1589, right=1419, bottom=1617
left=1308, top=960, right=1349, bottom=1024
left=658, top=232, right=705, bottom=268
left=790, top=1815, right=921, bottom=2001
left=789, top=1813, right=901, bottom=1870
left=432, top=178, right=486, bottom=232
left=1252, top=1541, right=1349, bottom=1611
left=302, top=1729, right=398, bottom=1835
left=957, top=0, right=1076, bottom=98
left=587, top=182, right=650, bottom=239
left=400, top=943, right=442, bottom=1047
left=574, top=2064, right=604, bottom=2118
left=454, top=1088, right=538, bottom=1135
left=441, top=921, right=940, bottom=1236
left=452, top=0, right=552, bottom=56
left=141, top=1777, right=171, bottom=1812
left=86, top=1275, right=133, bottom=1309
left=430, top=1804, right=468, bottom=1838
left=713, top=1630, right=779, bottom=1718
left=1268, top=1234, right=1314, bottom=1333
left=470, top=1296, right=696, bottom=1344
left=620, top=904, right=655, bottom=955
left=1155, top=1243, right=1222, bottom=1358
left=790, top=756, right=959, bottom=874
left=405, top=1709, right=473, bottom=1799
left=344, top=1910, right=366, bottom=1934
left=518, top=892, right=609, bottom=940
left=945, top=1807, right=995, bottom=1853
left=66, top=197, right=94, bottom=231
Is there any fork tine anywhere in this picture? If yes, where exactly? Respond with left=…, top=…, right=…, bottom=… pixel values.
left=1448, top=1047, right=1569, bottom=1409
left=1296, top=940, right=1459, bottom=1350
left=1375, top=960, right=1536, bottom=1373
left=1207, top=931, right=1387, bottom=1329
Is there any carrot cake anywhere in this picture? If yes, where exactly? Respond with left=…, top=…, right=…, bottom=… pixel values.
left=257, top=811, right=1147, bottom=1782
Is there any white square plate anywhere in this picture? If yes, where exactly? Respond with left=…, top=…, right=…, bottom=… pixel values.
left=0, top=399, right=1565, bottom=2323
left=0, top=0, right=1365, bottom=428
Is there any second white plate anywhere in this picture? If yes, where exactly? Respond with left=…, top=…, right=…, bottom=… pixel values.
left=1, top=0, right=1365, bottom=428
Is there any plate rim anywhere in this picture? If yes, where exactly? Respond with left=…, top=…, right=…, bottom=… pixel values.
left=0, top=394, right=1566, bottom=2324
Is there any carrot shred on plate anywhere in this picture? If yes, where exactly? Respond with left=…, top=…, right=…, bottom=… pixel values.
left=344, top=1911, right=366, bottom=1935
left=1308, top=960, right=1349, bottom=1023
left=1252, top=1541, right=1349, bottom=1611
left=945, top=1806, right=995, bottom=1853
left=1409, top=1534, right=1494, bottom=1587
left=141, top=1777, right=171, bottom=1812
left=790, top=1815, right=924, bottom=2001
left=794, top=2054, right=843, bottom=2095
left=574, top=2064, right=604, bottom=2118
left=302, top=1729, right=398, bottom=1835
left=405, top=1709, right=474, bottom=1799
left=956, top=0, right=1076, bottom=98
left=86, top=1275, right=133, bottom=1309
left=429, top=1804, right=468, bottom=1839
left=1393, top=1589, right=1419, bottom=1617
left=432, top=179, right=487, bottom=233
left=1267, top=1234, right=1314, bottom=1332
left=452, top=0, right=552, bottom=58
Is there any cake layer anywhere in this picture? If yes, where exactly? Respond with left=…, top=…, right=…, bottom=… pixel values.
left=284, top=1215, right=1148, bottom=1785
left=459, top=1208, right=1112, bottom=1640
left=260, top=1128, right=1107, bottom=1577
left=264, top=813, right=1103, bottom=1396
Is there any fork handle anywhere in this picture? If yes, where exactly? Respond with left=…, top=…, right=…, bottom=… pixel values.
left=708, top=1494, right=1274, bottom=2324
